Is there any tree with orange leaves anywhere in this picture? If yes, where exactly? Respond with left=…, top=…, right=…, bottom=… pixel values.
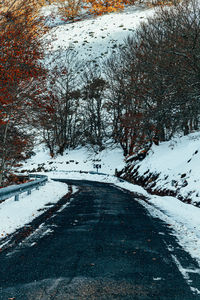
left=59, top=0, right=82, bottom=21
left=0, top=0, right=46, bottom=186
left=54, top=0, right=133, bottom=19
left=83, top=0, right=132, bottom=15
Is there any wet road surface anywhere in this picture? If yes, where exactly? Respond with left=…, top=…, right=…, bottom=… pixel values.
left=0, top=179, right=199, bottom=299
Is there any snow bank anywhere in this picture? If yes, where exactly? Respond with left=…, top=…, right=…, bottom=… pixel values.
left=123, top=132, right=200, bottom=205
left=0, top=180, right=68, bottom=242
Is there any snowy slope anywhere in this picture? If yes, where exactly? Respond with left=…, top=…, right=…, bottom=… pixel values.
left=122, top=132, right=200, bottom=205
left=19, top=144, right=125, bottom=175
left=44, top=4, right=155, bottom=63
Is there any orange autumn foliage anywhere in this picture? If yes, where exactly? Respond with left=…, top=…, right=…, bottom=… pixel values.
left=0, top=0, right=45, bottom=123
left=0, top=0, right=46, bottom=185
left=50, top=0, right=134, bottom=19
left=59, top=0, right=82, bottom=20
left=83, top=0, right=133, bottom=15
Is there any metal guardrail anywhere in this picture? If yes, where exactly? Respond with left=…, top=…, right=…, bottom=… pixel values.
left=0, top=174, right=48, bottom=202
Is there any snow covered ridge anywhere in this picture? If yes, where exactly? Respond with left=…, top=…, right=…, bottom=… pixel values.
left=120, top=132, right=200, bottom=206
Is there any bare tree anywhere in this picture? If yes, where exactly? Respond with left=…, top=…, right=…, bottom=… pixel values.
left=82, top=64, right=108, bottom=150
left=104, top=0, right=200, bottom=157
left=31, top=48, right=84, bottom=156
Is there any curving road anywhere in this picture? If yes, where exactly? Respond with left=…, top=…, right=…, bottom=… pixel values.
left=0, top=180, right=199, bottom=299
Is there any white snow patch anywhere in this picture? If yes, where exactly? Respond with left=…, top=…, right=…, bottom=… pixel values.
left=138, top=197, right=200, bottom=267
left=171, top=254, right=200, bottom=293
left=191, top=287, right=200, bottom=295
left=0, top=180, right=68, bottom=242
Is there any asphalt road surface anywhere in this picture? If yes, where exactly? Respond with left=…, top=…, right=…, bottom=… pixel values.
left=0, top=179, right=199, bottom=300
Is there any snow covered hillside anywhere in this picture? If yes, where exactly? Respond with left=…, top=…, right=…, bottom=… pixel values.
left=121, top=132, right=200, bottom=206
left=18, top=144, right=125, bottom=175
left=43, top=4, right=154, bottom=62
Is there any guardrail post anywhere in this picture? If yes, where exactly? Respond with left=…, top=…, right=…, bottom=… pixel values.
left=15, top=194, right=19, bottom=201
left=27, top=190, right=31, bottom=195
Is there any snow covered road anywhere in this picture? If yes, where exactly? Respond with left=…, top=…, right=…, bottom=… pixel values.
left=0, top=180, right=199, bottom=299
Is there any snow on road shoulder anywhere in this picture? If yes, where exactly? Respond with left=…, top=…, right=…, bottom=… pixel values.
left=145, top=195, right=200, bottom=265
left=138, top=194, right=200, bottom=294
left=115, top=177, right=200, bottom=270
left=0, top=180, right=69, bottom=242
left=114, top=180, right=200, bottom=294
left=49, top=170, right=148, bottom=196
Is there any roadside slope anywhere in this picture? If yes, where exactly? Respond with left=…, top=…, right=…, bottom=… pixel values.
left=120, top=132, right=200, bottom=206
